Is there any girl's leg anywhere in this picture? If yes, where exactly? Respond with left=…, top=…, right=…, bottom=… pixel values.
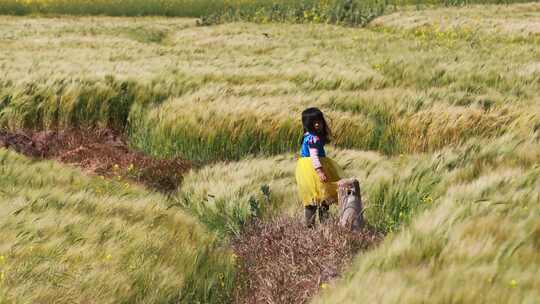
left=319, top=203, right=330, bottom=224
left=305, top=205, right=317, bottom=228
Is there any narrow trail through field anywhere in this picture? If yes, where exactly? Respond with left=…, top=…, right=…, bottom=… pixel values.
left=232, top=217, right=381, bottom=304
left=1, top=128, right=382, bottom=303
left=0, top=128, right=189, bottom=192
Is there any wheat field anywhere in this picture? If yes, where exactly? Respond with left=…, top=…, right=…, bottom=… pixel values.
left=1, top=2, right=539, bottom=303
left=2, top=4, right=540, bottom=162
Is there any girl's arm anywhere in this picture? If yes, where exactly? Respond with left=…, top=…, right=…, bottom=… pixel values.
left=309, top=147, right=328, bottom=182
left=309, top=147, right=322, bottom=169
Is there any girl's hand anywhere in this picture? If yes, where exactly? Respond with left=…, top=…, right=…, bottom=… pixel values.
left=316, top=168, right=327, bottom=182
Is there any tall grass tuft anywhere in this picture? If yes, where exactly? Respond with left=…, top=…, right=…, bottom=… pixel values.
left=0, top=74, right=206, bottom=131
left=172, top=155, right=298, bottom=237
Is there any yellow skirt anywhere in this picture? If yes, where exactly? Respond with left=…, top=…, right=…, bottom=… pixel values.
left=295, top=157, right=343, bottom=207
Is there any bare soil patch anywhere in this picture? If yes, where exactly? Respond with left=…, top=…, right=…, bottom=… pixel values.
left=0, top=128, right=189, bottom=192
left=233, top=217, right=382, bottom=304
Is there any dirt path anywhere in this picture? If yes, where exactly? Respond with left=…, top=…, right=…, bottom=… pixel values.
left=0, top=128, right=190, bottom=192
left=232, top=217, right=381, bottom=304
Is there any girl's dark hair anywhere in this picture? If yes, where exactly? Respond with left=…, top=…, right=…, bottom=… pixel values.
left=301, top=107, right=331, bottom=143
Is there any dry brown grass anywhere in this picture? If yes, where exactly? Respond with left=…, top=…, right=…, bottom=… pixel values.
left=232, top=216, right=381, bottom=304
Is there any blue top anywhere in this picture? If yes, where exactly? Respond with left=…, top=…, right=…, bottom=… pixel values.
left=300, top=132, right=326, bottom=158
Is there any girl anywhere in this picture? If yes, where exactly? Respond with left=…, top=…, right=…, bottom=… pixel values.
left=295, top=107, right=342, bottom=227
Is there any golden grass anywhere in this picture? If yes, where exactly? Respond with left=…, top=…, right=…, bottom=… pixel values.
left=2, top=10, right=538, bottom=161
left=0, top=149, right=235, bottom=303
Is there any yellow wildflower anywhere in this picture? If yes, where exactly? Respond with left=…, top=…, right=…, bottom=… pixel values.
left=320, top=283, right=328, bottom=289
left=218, top=273, right=225, bottom=287
left=423, top=196, right=433, bottom=204
left=510, top=279, right=517, bottom=288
